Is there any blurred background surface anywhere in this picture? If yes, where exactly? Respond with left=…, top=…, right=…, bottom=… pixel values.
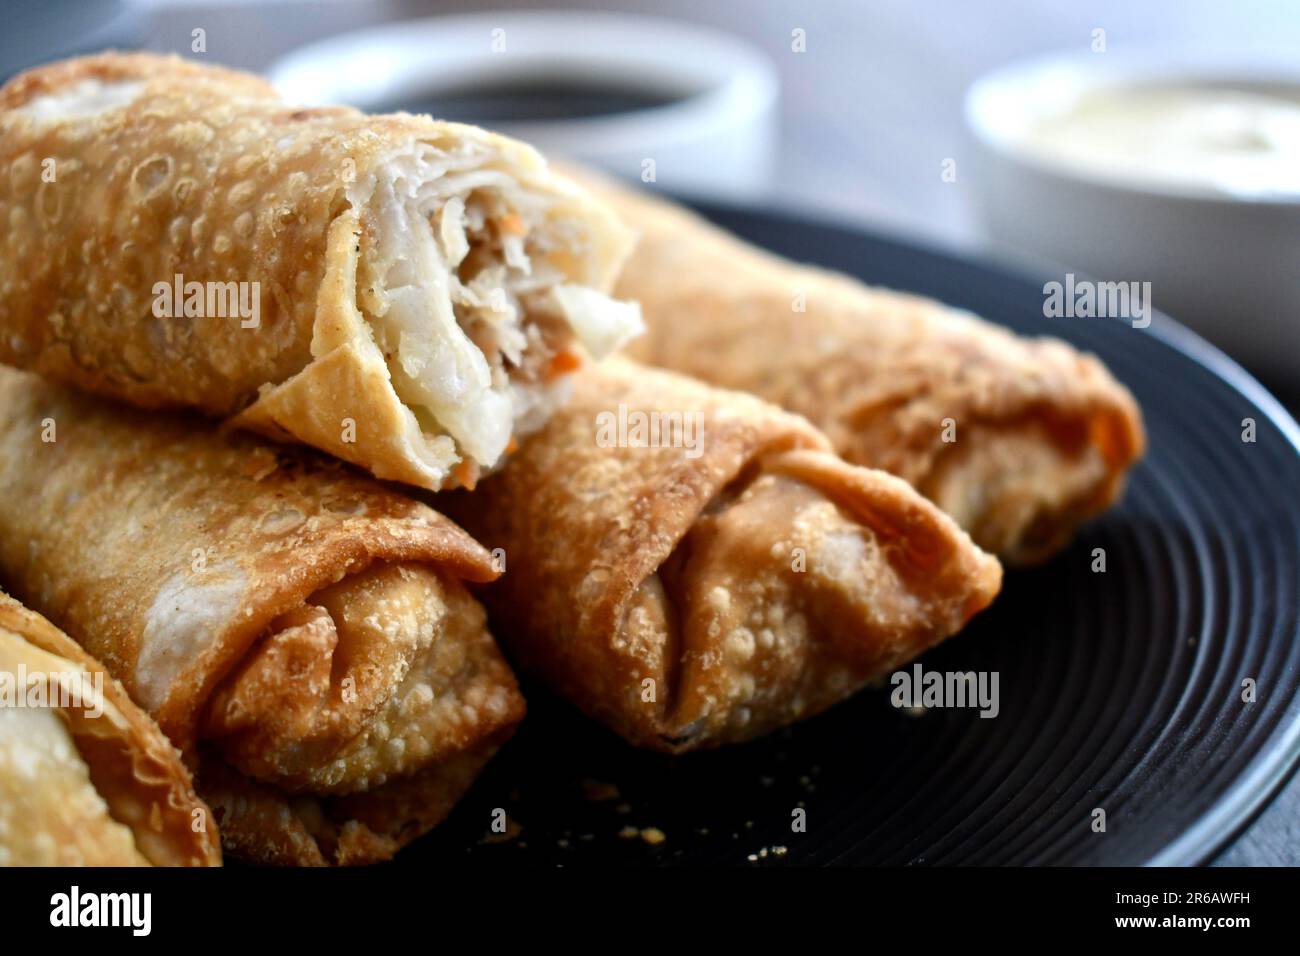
left=19, top=1, right=1292, bottom=242
left=4, top=0, right=1299, bottom=865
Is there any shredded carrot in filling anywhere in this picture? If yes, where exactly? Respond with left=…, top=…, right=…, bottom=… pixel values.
left=499, top=212, right=526, bottom=236
left=546, top=350, right=583, bottom=381
left=452, top=458, right=479, bottom=490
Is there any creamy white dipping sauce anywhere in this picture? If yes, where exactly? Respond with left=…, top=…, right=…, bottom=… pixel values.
left=1019, top=84, right=1300, bottom=198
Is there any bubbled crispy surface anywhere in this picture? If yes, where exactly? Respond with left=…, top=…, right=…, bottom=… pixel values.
left=0, top=593, right=220, bottom=866
left=444, top=357, right=830, bottom=743
left=0, top=53, right=353, bottom=411
left=297, top=565, right=523, bottom=793
left=0, top=52, right=546, bottom=412
left=446, top=358, right=1000, bottom=750
left=657, top=451, right=1001, bottom=748
left=205, top=562, right=524, bottom=796
left=568, top=165, right=1145, bottom=564
left=196, top=567, right=522, bottom=865
left=0, top=702, right=147, bottom=867
left=0, top=367, right=496, bottom=749
left=0, top=371, right=522, bottom=864
left=198, top=740, right=505, bottom=866
left=0, top=54, right=632, bottom=493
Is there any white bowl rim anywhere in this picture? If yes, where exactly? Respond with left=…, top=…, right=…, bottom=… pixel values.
left=267, top=10, right=779, bottom=155
left=964, top=46, right=1300, bottom=207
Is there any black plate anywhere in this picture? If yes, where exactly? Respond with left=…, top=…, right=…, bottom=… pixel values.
left=402, top=204, right=1300, bottom=866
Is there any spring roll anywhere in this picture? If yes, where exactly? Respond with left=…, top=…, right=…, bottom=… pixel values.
left=443, top=358, right=1001, bottom=751
left=0, top=54, right=642, bottom=492
left=0, top=592, right=221, bottom=866
left=0, top=368, right=524, bottom=866
left=565, top=168, right=1145, bottom=564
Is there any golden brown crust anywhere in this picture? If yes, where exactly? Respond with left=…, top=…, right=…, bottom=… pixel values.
left=444, top=358, right=1001, bottom=750
left=197, top=740, right=503, bottom=867
left=566, top=165, right=1145, bottom=563
left=0, top=593, right=221, bottom=866
left=0, top=52, right=355, bottom=412
left=0, top=369, right=496, bottom=744
left=0, top=368, right=523, bottom=864
left=202, top=563, right=522, bottom=795
left=0, top=53, right=629, bottom=490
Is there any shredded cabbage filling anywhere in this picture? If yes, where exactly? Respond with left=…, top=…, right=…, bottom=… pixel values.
left=354, top=143, right=641, bottom=474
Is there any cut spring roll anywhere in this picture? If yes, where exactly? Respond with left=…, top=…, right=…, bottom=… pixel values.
left=0, top=592, right=221, bottom=866
left=0, top=368, right=525, bottom=865
left=444, top=358, right=1001, bottom=751
left=566, top=167, right=1145, bottom=564
left=0, top=54, right=642, bottom=491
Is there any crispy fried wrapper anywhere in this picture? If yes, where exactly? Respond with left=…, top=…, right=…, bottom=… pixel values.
left=0, top=592, right=221, bottom=866
left=0, top=369, right=524, bottom=865
left=0, top=53, right=641, bottom=491
left=444, top=358, right=1001, bottom=751
left=565, top=166, right=1146, bottom=564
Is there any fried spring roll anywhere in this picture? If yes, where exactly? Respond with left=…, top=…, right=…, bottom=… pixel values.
left=0, top=54, right=642, bottom=491
left=0, top=592, right=221, bottom=866
left=444, top=358, right=1001, bottom=751
left=0, top=369, right=524, bottom=865
left=566, top=168, right=1145, bottom=563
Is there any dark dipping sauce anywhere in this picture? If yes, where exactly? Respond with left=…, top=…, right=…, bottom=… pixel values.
left=375, top=78, right=688, bottom=124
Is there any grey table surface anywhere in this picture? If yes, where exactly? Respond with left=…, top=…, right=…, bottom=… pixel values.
left=37, top=0, right=1300, bottom=865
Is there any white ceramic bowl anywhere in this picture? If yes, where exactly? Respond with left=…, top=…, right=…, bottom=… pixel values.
left=965, top=49, right=1300, bottom=384
left=268, top=11, right=778, bottom=201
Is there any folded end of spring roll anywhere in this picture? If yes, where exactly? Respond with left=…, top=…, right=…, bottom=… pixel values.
left=0, top=593, right=221, bottom=867
left=639, top=448, right=1002, bottom=750
left=0, top=369, right=525, bottom=865
left=803, top=288, right=1148, bottom=564
left=0, top=53, right=643, bottom=491
left=565, top=164, right=1145, bottom=564
left=196, top=561, right=524, bottom=866
left=446, top=358, right=1001, bottom=751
